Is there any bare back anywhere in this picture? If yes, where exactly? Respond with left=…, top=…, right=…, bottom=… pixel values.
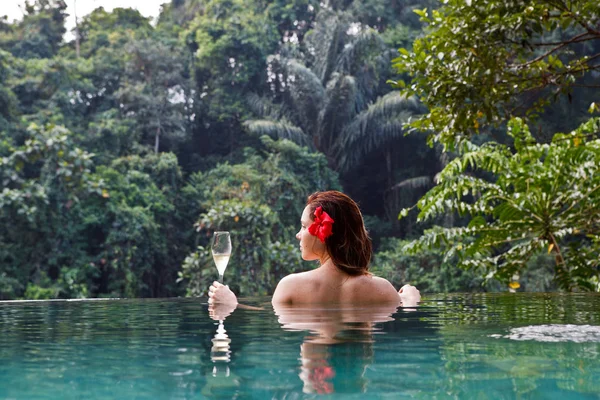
left=272, top=268, right=401, bottom=305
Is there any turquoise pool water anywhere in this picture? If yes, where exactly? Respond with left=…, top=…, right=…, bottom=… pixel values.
left=1, top=293, right=599, bottom=399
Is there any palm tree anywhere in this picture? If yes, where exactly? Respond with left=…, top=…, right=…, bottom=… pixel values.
left=244, top=9, right=431, bottom=225
left=247, top=10, right=422, bottom=161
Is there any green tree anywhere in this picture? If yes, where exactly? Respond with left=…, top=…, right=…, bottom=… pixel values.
left=179, top=136, right=340, bottom=296
left=246, top=11, right=396, bottom=165
left=265, top=0, right=319, bottom=42
left=0, top=50, right=18, bottom=132
left=117, top=37, right=192, bottom=153
left=76, top=6, right=152, bottom=57
left=393, top=0, right=600, bottom=148
left=245, top=9, right=436, bottom=226
left=0, top=124, right=103, bottom=299
left=1, top=0, right=67, bottom=59
left=86, top=152, right=188, bottom=298
left=67, top=8, right=152, bottom=158
left=393, top=0, right=600, bottom=291
left=181, top=0, right=279, bottom=159
left=371, top=238, right=485, bottom=292
left=400, top=117, right=600, bottom=291
left=0, top=0, right=461, bottom=298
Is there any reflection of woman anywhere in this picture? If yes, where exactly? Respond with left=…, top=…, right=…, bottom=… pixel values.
left=300, top=341, right=372, bottom=394
left=209, top=190, right=421, bottom=306
left=206, top=302, right=398, bottom=395
left=274, top=303, right=399, bottom=394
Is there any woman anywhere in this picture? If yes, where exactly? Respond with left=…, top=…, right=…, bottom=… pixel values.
left=209, top=190, right=420, bottom=306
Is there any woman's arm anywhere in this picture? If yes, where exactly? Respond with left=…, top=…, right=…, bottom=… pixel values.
left=209, top=274, right=296, bottom=306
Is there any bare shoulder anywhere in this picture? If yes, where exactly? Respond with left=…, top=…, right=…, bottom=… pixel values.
left=280, top=270, right=314, bottom=285
left=272, top=271, right=312, bottom=304
left=346, top=274, right=400, bottom=304
left=370, top=275, right=397, bottom=289
left=365, top=275, right=398, bottom=294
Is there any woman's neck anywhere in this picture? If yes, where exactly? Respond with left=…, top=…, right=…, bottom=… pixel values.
left=318, top=257, right=343, bottom=275
left=318, top=254, right=332, bottom=267
left=317, top=258, right=351, bottom=289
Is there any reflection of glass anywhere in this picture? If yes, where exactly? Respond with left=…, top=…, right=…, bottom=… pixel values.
left=211, top=231, right=231, bottom=283
left=210, top=321, right=231, bottom=363
left=274, top=304, right=398, bottom=395
left=202, top=314, right=240, bottom=397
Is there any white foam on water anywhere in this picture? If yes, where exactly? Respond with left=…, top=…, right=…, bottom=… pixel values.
left=490, top=324, right=600, bottom=343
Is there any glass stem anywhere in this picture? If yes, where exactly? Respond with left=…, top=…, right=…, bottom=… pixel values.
left=218, top=274, right=224, bottom=284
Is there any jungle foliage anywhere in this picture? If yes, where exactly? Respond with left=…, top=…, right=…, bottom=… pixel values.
left=2, top=0, right=597, bottom=298
left=393, top=0, right=600, bottom=149
left=0, top=0, right=439, bottom=299
left=395, top=0, right=600, bottom=291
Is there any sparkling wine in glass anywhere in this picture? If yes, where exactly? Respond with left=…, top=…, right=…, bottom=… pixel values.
left=211, top=231, right=232, bottom=283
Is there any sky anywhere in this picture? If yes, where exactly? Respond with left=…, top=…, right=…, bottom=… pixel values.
left=3, top=0, right=167, bottom=39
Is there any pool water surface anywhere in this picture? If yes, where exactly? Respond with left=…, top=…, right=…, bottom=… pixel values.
left=1, top=293, right=599, bottom=399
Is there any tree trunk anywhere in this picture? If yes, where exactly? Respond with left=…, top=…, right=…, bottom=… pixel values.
left=154, top=127, right=160, bottom=153
left=385, top=149, right=392, bottom=189
left=74, top=0, right=80, bottom=58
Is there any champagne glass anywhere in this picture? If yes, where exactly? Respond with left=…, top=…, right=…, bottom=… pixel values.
left=211, top=231, right=232, bottom=283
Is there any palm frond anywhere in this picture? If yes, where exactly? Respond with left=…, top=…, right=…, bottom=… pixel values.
left=243, top=119, right=312, bottom=148
left=245, top=92, right=289, bottom=120
left=317, top=73, right=359, bottom=153
left=335, top=31, right=390, bottom=104
left=335, top=29, right=387, bottom=76
left=391, top=176, right=432, bottom=191
left=305, top=9, right=347, bottom=83
left=285, top=59, right=326, bottom=137
left=336, top=92, right=424, bottom=171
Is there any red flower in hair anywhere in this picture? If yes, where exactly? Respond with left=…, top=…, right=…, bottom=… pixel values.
left=308, top=206, right=334, bottom=243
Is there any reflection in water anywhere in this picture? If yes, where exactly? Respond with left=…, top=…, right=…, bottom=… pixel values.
left=1, top=295, right=599, bottom=398
left=490, top=324, right=600, bottom=343
left=202, top=315, right=240, bottom=398
left=274, top=303, right=399, bottom=394
left=211, top=321, right=231, bottom=362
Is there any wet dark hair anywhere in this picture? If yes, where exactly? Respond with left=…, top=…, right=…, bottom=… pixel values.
left=306, top=191, right=372, bottom=276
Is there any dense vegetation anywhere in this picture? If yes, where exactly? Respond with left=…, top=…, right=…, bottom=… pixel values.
left=0, top=0, right=597, bottom=299
left=0, top=0, right=442, bottom=299
left=395, top=0, right=600, bottom=291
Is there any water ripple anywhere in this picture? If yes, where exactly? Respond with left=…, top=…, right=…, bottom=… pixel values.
left=491, top=324, right=600, bottom=343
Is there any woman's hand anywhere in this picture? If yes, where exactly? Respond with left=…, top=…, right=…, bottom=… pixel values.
left=208, top=281, right=238, bottom=306
left=399, top=284, right=421, bottom=307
